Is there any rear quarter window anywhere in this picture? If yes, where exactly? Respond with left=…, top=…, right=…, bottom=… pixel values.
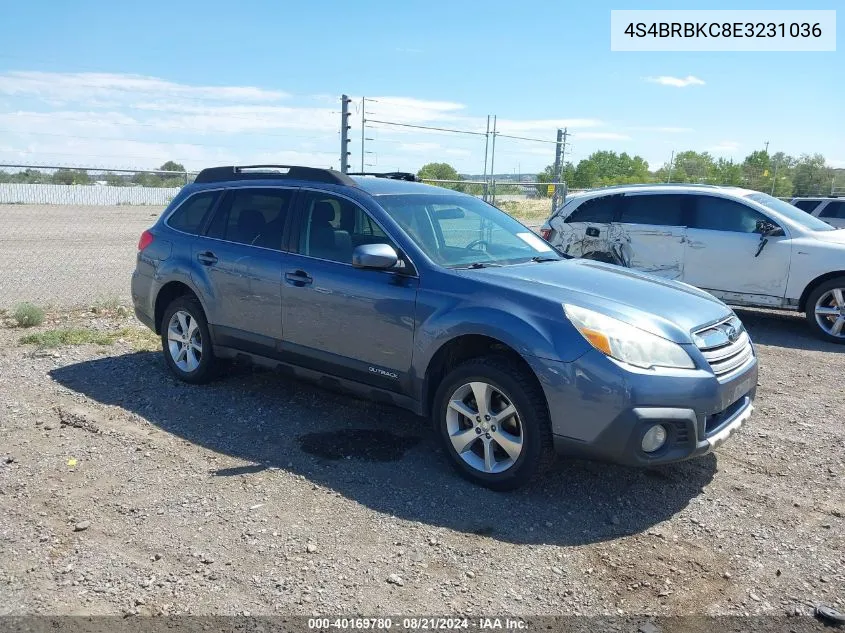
left=564, top=194, right=620, bottom=223
left=166, top=191, right=219, bottom=234
left=819, top=200, right=845, bottom=219
left=793, top=200, right=823, bottom=213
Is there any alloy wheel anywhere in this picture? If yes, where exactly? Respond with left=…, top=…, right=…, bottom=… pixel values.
left=814, top=288, right=845, bottom=338
left=167, top=309, right=203, bottom=372
left=445, top=381, right=524, bottom=474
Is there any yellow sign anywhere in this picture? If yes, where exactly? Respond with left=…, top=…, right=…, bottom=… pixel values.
left=547, top=184, right=554, bottom=195
left=763, top=169, right=769, bottom=176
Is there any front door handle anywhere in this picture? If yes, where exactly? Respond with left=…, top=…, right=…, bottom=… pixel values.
left=197, top=251, right=218, bottom=265
left=285, top=270, right=313, bottom=286
left=586, top=226, right=600, bottom=237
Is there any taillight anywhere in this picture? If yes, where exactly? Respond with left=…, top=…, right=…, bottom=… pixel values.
left=138, top=229, right=154, bottom=251
left=540, top=228, right=552, bottom=241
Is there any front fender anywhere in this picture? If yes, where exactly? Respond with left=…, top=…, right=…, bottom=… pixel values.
left=414, top=304, right=591, bottom=374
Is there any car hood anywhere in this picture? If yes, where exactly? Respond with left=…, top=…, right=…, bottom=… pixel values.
left=469, top=259, right=732, bottom=343
left=809, top=228, right=845, bottom=244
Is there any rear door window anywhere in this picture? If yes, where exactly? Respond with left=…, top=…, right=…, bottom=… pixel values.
left=689, top=196, right=769, bottom=233
left=166, top=191, right=219, bottom=234
left=564, top=195, right=620, bottom=223
left=619, top=194, right=686, bottom=226
left=819, top=200, right=845, bottom=219
left=205, top=188, right=294, bottom=250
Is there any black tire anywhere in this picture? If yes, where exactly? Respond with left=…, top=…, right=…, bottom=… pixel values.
left=432, top=356, right=555, bottom=490
left=805, top=276, right=845, bottom=344
left=160, top=295, right=218, bottom=383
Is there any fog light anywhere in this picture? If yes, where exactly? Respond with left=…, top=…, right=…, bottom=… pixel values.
left=641, top=425, right=667, bottom=453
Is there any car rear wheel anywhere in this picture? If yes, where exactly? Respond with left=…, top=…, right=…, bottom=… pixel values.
left=433, top=356, right=554, bottom=490
left=806, top=277, right=845, bottom=344
left=161, top=295, right=217, bottom=383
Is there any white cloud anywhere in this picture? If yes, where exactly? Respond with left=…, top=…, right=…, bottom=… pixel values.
left=577, top=132, right=631, bottom=140
left=0, top=71, right=287, bottom=103
left=0, top=71, right=610, bottom=173
left=707, top=141, right=741, bottom=153
left=645, top=75, right=705, bottom=88
left=828, top=159, right=845, bottom=169
left=398, top=142, right=442, bottom=152
left=629, top=126, right=693, bottom=133
left=495, top=118, right=603, bottom=134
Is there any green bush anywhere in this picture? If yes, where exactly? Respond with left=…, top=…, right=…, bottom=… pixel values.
left=13, top=303, right=44, bottom=328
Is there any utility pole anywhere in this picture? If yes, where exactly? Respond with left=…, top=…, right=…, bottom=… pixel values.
left=482, top=115, right=490, bottom=201
left=552, top=128, right=563, bottom=210
left=551, top=128, right=569, bottom=210
left=360, top=97, right=365, bottom=172
left=764, top=141, right=770, bottom=153
left=771, top=160, right=779, bottom=195
left=489, top=115, right=498, bottom=205
left=666, top=150, right=675, bottom=183
left=339, top=94, right=352, bottom=174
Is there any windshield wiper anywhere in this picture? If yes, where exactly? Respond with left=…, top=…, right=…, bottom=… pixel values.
left=530, top=256, right=561, bottom=263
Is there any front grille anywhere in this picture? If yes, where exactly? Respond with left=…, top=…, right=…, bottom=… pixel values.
left=693, top=316, right=754, bottom=378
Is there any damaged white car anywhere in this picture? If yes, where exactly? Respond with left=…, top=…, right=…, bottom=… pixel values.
left=540, top=184, right=845, bottom=343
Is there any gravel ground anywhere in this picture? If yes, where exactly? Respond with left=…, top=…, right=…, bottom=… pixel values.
left=0, top=306, right=842, bottom=620
left=0, top=205, right=164, bottom=308
left=0, top=203, right=545, bottom=310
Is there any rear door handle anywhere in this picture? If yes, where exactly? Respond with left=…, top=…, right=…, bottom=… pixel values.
left=285, top=270, right=313, bottom=286
left=197, top=251, right=218, bottom=265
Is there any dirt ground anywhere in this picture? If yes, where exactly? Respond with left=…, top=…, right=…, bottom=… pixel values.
left=0, top=305, right=842, bottom=620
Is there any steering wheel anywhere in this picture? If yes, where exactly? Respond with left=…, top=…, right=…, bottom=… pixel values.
left=465, top=239, right=490, bottom=251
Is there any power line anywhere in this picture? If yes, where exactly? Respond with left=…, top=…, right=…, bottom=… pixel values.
left=495, top=132, right=569, bottom=145
left=365, top=119, right=487, bottom=137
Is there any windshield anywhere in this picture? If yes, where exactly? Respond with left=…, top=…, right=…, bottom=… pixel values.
left=744, top=192, right=836, bottom=231
left=376, top=193, right=563, bottom=267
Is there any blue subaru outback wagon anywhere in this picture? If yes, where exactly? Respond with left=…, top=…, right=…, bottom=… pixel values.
left=132, top=165, right=758, bottom=489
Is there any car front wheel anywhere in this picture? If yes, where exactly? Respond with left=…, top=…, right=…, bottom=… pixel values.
left=160, top=295, right=217, bottom=383
left=806, top=277, right=845, bottom=344
left=433, top=356, right=554, bottom=490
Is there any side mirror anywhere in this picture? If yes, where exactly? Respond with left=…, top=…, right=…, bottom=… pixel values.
left=352, top=243, right=399, bottom=269
left=755, top=220, right=784, bottom=237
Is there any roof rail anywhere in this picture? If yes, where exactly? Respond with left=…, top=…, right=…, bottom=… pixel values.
left=348, top=171, right=419, bottom=182
left=593, top=182, right=725, bottom=191
left=193, top=165, right=355, bottom=185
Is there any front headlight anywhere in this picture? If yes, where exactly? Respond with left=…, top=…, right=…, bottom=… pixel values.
left=564, top=304, right=695, bottom=370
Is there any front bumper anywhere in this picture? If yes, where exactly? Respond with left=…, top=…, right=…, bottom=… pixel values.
left=531, top=347, right=758, bottom=467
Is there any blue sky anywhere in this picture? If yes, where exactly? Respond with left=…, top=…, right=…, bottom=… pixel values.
left=0, top=0, right=841, bottom=174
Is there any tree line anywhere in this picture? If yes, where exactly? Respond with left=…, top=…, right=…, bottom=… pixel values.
left=0, top=161, right=189, bottom=188
left=535, top=150, right=840, bottom=198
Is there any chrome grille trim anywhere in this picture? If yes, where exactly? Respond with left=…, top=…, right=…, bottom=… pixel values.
left=701, top=331, right=750, bottom=363
left=694, top=316, right=754, bottom=377
left=707, top=343, right=754, bottom=376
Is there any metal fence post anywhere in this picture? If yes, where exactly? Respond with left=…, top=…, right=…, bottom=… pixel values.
left=482, top=115, right=490, bottom=203
left=489, top=116, right=497, bottom=206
